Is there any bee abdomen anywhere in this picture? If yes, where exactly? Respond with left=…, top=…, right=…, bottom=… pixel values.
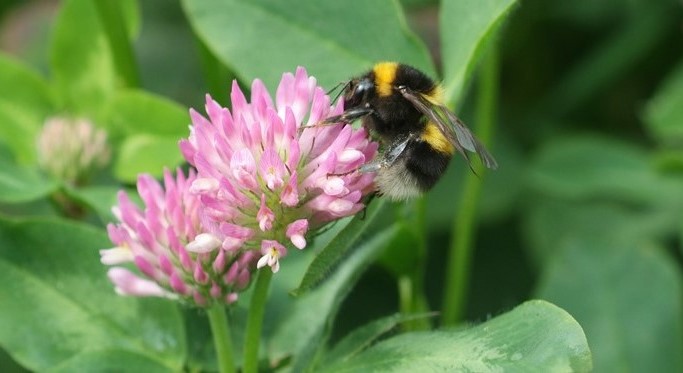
left=405, top=141, right=451, bottom=190
left=375, top=141, right=451, bottom=201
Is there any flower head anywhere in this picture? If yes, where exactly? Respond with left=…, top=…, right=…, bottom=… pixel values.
left=103, top=168, right=255, bottom=306
left=179, top=67, right=377, bottom=273
left=103, top=67, right=377, bottom=306
left=37, top=117, right=111, bottom=185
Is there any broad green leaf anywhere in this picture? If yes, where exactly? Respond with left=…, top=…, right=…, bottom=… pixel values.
left=181, top=309, right=221, bottom=373
left=644, top=60, right=683, bottom=144
left=536, top=240, right=683, bottom=372
left=50, top=0, right=119, bottom=115
left=320, top=300, right=592, bottom=372
left=92, top=0, right=142, bottom=88
left=121, top=0, right=142, bottom=39
left=181, top=0, right=434, bottom=89
left=291, top=199, right=388, bottom=296
left=50, top=349, right=174, bottom=373
left=0, top=347, right=26, bottom=373
left=440, top=0, right=518, bottom=104
left=653, top=149, right=683, bottom=174
left=528, top=135, right=683, bottom=206
left=523, top=199, right=679, bottom=267
left=102, top=90, right=189, bottom=139
left=114, top=134, right=186, bottom=182
left=0, top=151, right=58, bottom=203
left=63, top=185, right=126, bottom=223
left=0, top=54, right=55, bottom=164
left=0, top=218, right=186, bottom=371
left=324, top=313, right=434, bottom=365
left=269, top=226, right=399, bottom=370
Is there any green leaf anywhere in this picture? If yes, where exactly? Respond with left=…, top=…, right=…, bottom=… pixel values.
left=644, top=60, right=683, bottom=145
left=93, top=0, right=142, bottom=87
left=320, top=300, right=592, bottom=372
left=103, top=90, right=189, bottom=139
left=536, top=240, right=683, bottom=372
left=291, top=199, right=388, bottom=296
left=103, top=90, right=189, bottom=182
left=114, top=135, right=186, bottom=182
left=268, top=226, right=399, bottom=370
left=50, top=349, right=175, bottom=373
left=440, top=0, right=518, bottom=104
left=0, top=218, right=186, bottom=371
left=181, top=0, right=434, bottom=89
left=324, top=313, right=434, bottom=365
left=62, top=185, right=125, bottom=223
left=528, top=135, right=683, bottom=206
left=0, top=151, right=58, bottom=203
left=523, top=199, right=679, bottom=267
left=0, top=53, right=55, bottom=164
left=50, top=0, right=119, bottom=115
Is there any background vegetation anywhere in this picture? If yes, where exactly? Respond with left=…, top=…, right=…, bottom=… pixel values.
left=1, top=0, right=682, bottom=371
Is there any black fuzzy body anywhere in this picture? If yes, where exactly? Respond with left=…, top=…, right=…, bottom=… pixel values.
left=343, top=63, right=452, bottom=198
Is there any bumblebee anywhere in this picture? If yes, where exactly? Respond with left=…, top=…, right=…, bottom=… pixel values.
left=322, top=62, right=498, bottom=201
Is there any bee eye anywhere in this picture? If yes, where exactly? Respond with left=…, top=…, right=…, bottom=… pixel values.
left=345, top=78, right=373, bottom=108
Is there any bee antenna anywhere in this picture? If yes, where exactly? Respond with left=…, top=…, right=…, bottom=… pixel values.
left=327, top=81, right=350, bottom=104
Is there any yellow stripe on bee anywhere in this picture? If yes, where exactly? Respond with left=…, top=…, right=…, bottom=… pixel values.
left=421, top=121, right=454, bottom=155
left=373, top=62, right=399, bottom=97
left=423, top=84, right=445, bottom=105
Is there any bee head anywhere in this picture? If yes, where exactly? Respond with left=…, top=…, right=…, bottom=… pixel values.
left=343, top=77, right=374, bottom=109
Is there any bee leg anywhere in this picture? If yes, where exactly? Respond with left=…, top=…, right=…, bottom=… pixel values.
left=356, top=135, right=414, bottom=174
left=318, top=106, right=374, bottom=125
left=359, top=192, right=378, bottom=219
left=329, top=133, right=413, bottom=177
left=299, top=107, right=374, bottom=132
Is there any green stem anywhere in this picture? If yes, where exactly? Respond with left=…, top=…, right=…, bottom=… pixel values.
left=398, top=275, right=413, bottom=317
left=243, top=269, right=273, bottom=373
left=206, top=304, right=236, bottom=373
left=94, top=0, right=140, bottom=87
left=397, top=198, right=431, bottom=331
left=442, top=44, right=499, bottom=326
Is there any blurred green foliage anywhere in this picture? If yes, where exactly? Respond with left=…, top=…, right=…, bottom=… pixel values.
left=1, top=0, right=682, bottom=371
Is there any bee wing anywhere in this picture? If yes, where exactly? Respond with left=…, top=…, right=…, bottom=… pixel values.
left=398, top=87, right=498, bottom=170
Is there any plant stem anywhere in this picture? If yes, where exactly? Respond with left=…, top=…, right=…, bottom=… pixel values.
left=243, top=269, right=273, bottom=373
left=94, top=0, right=140, bottom=87
left=442, top=44, right=499, bottom=326
left=206, top=304, right=236, bottom=373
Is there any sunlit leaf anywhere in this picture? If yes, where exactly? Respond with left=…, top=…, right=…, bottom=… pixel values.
left=181, top=0, right=434, bottom=89
left=537, top=240, right=683, bottom=372
left=320, top=300, right=592, bottom=372
left=114, top=134, right=186, bottom=183
left=50, top=0, right=118, bottom=115
left=63, top=185, right=126, bottom=223
left=50, top=350, right=174, bottom=373
left=440, top=0, right=518, bottom=104
left=0, top=54, right=55, bottom=164
left=324, top=313, right=434, bottom=365
left=102, top=90, right=188, bottom=139
left=0, top=151, right=57, bottom=203
left=0, top=218, right=186, bottom=371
